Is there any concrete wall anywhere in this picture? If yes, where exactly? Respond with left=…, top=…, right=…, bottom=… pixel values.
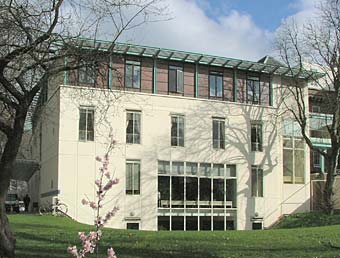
left=36, top=80, right=310, bottom=230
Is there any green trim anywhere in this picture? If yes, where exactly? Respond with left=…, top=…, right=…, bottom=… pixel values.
left=195, top=63, right=199, bottom=97
left=153, top=58, right=157, bottom=94
left=62, top=37, right=322, bottom=79
left=108, top=56, right=113, bottom=89
left=320, top=155, right=325, bottom=173
left=64, top=57, right=68, bottom=85
left=269, top=75, right=273, bottom=106
left=233, top=69, right=237, bottom=102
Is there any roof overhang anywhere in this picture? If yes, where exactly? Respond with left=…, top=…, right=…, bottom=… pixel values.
left=59, top=38, right=324, bottom=80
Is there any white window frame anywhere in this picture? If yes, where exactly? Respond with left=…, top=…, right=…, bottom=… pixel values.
left=78, top=107, right=95, bottom=142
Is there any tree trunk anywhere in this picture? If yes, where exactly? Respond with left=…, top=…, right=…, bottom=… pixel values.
left=323, top=149, right=340, bottom=215
left=0, top=108, right=27, bottom=258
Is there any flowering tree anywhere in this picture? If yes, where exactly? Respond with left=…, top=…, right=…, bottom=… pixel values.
left=67, top=153, right=119, bottom=258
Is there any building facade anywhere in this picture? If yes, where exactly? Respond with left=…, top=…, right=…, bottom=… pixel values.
left=29, top=41, right=312, bottom=230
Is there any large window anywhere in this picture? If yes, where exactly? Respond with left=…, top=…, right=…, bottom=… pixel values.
left=213, top=118, right=225, bottom=149
left=169, top=65, right=183, bottom=93
left=157, top=161, right=237, bottom=231
left=209, top=72, right=223, bottom=97
left=125, top=60, right=141, bottom=89
left=283, top=137, right=305, bottom=184
left=79, top=107, right=94, bottom=141
left=78, top=61, right=96, bottom=84
left=171, top=115, right=184, bottom=147
left=247, top=76, right=260, bottom=104
left=251, top=122, right=262, bottom=151
left=251, top=166, right=263, bottom=197
left=126, top=111, right=141, bottom=144
left=283, top=120, right=305, bottom=184
left=126, top=160, right=140, bottom=195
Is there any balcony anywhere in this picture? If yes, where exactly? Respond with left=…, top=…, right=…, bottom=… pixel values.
left=309, top=113, right=332, bottom=147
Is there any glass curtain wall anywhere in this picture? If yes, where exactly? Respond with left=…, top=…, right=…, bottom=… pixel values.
left=157, top=161, right=237, bottom=231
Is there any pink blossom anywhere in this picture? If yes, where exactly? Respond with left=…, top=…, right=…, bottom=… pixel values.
left=82, top=240, right=92, bottom=253
left=95, top=179, right=101, bottom=187
left=81, top=199, right=88, bottom=205
left=67, top=246, right=78, bottom=256
left=104, top=171, right=110, bottom=179
left=103, top=178, right=119, bottom=191
left=107, top=247, right=117, bottom=258
left=88, top=231, right=97, bottom=241
left=89, top=202, right=97, bottom=209
left=95, top=156, right=102, bottom=162
left=78, top=232, right=86, bottom=241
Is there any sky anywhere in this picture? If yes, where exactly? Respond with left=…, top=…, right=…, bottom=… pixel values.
left=118, top=0, right=320, bottom=61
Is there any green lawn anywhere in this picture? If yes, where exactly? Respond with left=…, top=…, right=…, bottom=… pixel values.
left=9, top=214, right=340, bottom=258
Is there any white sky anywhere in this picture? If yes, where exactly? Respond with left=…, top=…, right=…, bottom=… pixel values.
left=117, top=0, right=319, bottom=61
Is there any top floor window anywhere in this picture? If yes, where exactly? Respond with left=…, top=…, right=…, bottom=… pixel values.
left=169, top=65, right=183, bottom=93
left=79, top=107, right=94, bottom=141
left=251, top=122, right=262, bottom=151
left=78, top=61, right=96, bottom=84
left=125, top=60, right=141, bottom=89
left=247, top=76, right=260, bottom=104
left=209, top=72, right=223, bottom=98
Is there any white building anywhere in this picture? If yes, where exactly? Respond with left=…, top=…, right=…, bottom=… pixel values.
left=29, top=40, right=312, bottom=230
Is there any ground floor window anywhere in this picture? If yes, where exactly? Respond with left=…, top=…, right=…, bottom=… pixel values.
left=157, top=215, right=235, bottom=231
left=126, top=223, right=139, bottom=230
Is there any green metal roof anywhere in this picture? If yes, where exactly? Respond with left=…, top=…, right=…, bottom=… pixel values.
left=70, top=38, right=322, bottom=79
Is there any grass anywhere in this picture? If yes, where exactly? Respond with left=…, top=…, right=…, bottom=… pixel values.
left=273, top=212, right=340, bottom=229
left=9, top=214, right=340, bottom=258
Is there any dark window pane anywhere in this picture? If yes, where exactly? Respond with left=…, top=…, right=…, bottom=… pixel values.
left=186, top=216, right=198, bottom=231
left=127, top=223, right=139, bottom=230
left=216, top=76, right=223, bottom=97
left=158, top=216, right=170, bottom=230
left=125, top=64, right=133, bottom=87
left=177, top=70, right=183, bottom=92
left=199, top=178, right=211, bottom=207
left=171, top=177, right=184, bottom=205
left=79, top=110, right=87, bottom=131
left=133, top=65, right=141, bottom=88
left=210, top=75, right=215, bottom=96
left=171, top=216, right=184, bottom=230
left=199, top=216, right=211, bottom=231
left=213, top=179, right=224, bottom=207
left=213, top=217, right=224, bottom=231
left=169, top=69, right=177, bottom=92
left=158, top=176, right=170, bottom=207
left=226, top=179, right=237, bottom=207
left=186, top=177, right=198, bottom=207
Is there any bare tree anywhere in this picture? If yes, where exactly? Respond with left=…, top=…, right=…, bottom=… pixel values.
left=0, top=0, right=164, bottom=257
left=275, top=0, right=340, bottom=214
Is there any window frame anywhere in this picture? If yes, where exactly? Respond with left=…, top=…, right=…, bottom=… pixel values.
left=251, top=122, right=263, bottom=152
left=171, top=114, right=185, bottom=147
left=246, top=76, right=260, bottom=104
left=126, top=160, right=141, bottom=195
left=283, top=136, right=305, bottom=184
left=124, top=59, right=141, bottom=89
left=212, top=118, right=225, bottom=149
left=209, top=71, right=224, bottom=99
left=251, top=165, right=263, bottom=197
left=78, top=60, right=97, bottom=85
left=168, top=65, right=184, bottom=94
left=126, top=110, right=141, bottom=144
left=78, top=107, right=95, bottom=142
